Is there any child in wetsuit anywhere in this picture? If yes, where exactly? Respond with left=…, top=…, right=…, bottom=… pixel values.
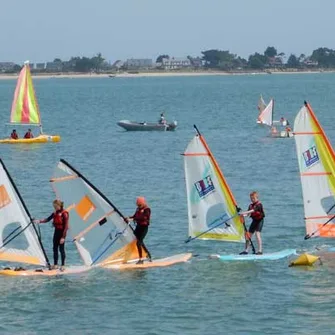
left=240, top=191, right=265, bottom=255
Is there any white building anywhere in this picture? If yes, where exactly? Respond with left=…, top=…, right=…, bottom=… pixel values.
left=162, top=57, right=191, bottom=70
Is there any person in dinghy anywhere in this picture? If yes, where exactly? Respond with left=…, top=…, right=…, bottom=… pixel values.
left=125, top=197, right=152, bottom=264
left=34, top=200, right=69, bottom=271
left=24, top=128, right=34, bottom=139
left=240, top=191, right=265, bottom=255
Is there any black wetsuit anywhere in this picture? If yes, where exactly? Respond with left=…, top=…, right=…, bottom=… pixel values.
left=132, top=207, right=151, bottom=259
left=43, top=210, right=69, bottom=266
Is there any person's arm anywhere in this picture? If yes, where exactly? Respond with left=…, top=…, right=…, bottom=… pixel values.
left=37, top=213, right=54, bottom=224
left=142, top=208, right=151, bottom=222
left=61, top=212, right=69, bottom=239
left=125, top=212, right=136, bottom=223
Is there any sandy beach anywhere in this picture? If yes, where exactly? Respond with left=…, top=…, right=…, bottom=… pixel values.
left=0, top=69, right=332, bottom=80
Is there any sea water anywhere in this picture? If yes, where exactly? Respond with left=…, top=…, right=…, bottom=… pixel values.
left=0, top=73, right=334, bottom=335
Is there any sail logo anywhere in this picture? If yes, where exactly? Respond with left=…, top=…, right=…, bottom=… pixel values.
left=76, top=195, right=96, bottom=221
left=0, top=185, right=11, bottom=209
left=195, top=175, right=215, bottom=198
left=303, top=146, right=319, bottom=168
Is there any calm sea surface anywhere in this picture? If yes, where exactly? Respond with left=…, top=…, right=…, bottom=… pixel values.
left=0, top=73, right=335, bottom=335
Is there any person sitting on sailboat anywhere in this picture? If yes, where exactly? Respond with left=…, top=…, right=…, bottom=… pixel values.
left=34, top=200, right=69, bottom=271
left=125, top=197, right=152, bottom=264
left=24, top=128, right=34, bottom=139
left=10, top=129, right=18, bottom=139
left=240, top=191, right=265, bottom=255
left=159, top=113, right=167, bottom=125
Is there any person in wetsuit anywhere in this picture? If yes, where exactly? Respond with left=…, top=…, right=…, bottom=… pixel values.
left=24, top=128, right=34, bottom=139
left=10, top=129, right=18, bottom=139
left=125, top=197, right=151, bottom=264
left=240, top=191, right=265, bottom=255
left=34, top=199, right=69, bottom=270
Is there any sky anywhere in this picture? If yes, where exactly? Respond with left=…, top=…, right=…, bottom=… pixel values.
left=1, top=0, right=333, bottom=63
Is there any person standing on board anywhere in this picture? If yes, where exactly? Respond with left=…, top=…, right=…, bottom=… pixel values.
left=24, top=129, right=34, bottom=139
left=10, top=129, right=18, bottom=139
left=240, top=191, right=265, bottom=255
left=34, top=200, right=69, bottom=271
left=125, top=197, right=151, bottom=264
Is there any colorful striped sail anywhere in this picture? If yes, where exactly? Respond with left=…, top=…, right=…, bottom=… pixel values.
left=183, top=128, right=245, bottom=242
left=294, top=101, right=335, bottom=238
left=50, top=159, right=149, bottom=266
left=10, top=61, right=41, bottom=126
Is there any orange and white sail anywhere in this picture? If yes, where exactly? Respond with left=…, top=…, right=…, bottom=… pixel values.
left=294, top=101, right=335, bottom=238
left=0, top=159, right=48, bottom=266
left=257, top=99, right=274, bottom=127
left=183, top=128, right=245, bottom=242
left=258, top=95, right=267, bottom=113
left=50, top=160, right=149, bottom=266
left=10, top=61, right=41, bottom=126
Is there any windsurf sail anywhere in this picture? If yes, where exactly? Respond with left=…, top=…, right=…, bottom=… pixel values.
left=257, top=98, right=274, bottom=126
left=294, top=101, right=335, bottom=238
left=0, top=159, right=49, bottom=266
left=183, top=126, right=245, bottom=242
left=258, top=95, right=267, bottom=113
left=50, top=159, right=150, bottom=266
left=10, top=61, right=41, bottom=127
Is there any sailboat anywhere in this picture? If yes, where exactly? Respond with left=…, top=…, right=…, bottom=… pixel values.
left=256, top=98, right=293, bottom=138
left=294, top=101, right=335, bottom=240
left=0, top=159, right=89, bottom=276
left=50, top=159, right=192, bottom=269
left=0, top=61, right=60, bottom=144
left=183, top=126, right=296, bottom=261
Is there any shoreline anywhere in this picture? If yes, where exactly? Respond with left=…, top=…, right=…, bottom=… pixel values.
left=0, top=69, right=333, bottom=80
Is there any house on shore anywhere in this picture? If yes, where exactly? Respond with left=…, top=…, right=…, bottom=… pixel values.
left=162, top=57, right=191, bottom=70
left=125, top=58, right=153, bottom=70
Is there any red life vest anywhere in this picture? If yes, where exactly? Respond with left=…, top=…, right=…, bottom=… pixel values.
left=249, top=201, right=265, bottom=221
left=133, top=207, right=151, bottom=226
left=24, top=132, right=33, bottom=139
left=53, top=210, right=68, bottom=230
left=11, top=133, right=18, bottom=139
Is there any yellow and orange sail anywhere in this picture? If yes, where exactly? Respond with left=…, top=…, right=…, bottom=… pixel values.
left=183, top=129, right=245, bottom=242
left=10, top=61, right=41, bottom=126
left=294, top=101, right=335, bottom=238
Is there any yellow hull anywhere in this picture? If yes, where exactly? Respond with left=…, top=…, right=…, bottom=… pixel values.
left=0, top=134, right=60, bottom=144
left=103, top=253, right=192, bottom=270
left=289, top=253, right=320, bottom=267
left=0, top=265, right=90, bottom=276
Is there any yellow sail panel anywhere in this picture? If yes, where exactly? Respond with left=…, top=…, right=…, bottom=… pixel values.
left=184, top=133, right=245, bottom=243
left=98, top=240, right=147, bottom=266
left=294, top=102, right=335, bottom=238
left=10, top=62, right=41, bottom=125
left=0, top=252, right=42, bottom=265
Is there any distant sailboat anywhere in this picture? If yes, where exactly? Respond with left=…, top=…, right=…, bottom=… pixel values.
left=0, top=61, right=60, bottom=144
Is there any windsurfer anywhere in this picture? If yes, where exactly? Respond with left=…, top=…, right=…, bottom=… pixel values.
left=24, top=129, right=34, bottom=139
left=10, top=129, right=18, bottom=140
left=240, top=191, right=265, bottom=255
left=125, top=197, right=151, bottom=264
left=34, top=200, right=69, bottom=271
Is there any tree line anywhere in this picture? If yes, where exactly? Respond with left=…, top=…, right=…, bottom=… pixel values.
left=3, top=47, right=335, bottom=73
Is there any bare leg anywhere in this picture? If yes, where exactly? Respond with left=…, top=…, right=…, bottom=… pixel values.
left=245, top=233, right=253, bottom=252
left=255, top=232, right=262, bottom=253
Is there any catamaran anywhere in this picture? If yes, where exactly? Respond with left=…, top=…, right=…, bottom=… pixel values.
left=294, top=101, right=335, bottom=241
left=0, top=61, right=60, bottom=144
left=183, top=125, right=295, bottom=261
left=256, top=97, right=293, bottom=138
left=0, top=159, right=89, bottom=276
left=50, top=159, right=192, bottom=270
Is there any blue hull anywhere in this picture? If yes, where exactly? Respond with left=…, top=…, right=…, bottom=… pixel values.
left=217, top=249, right=296, bottom=261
